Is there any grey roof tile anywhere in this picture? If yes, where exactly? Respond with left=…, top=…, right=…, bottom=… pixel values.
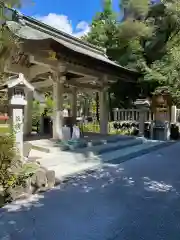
left=5, top=9, right=139, bottom=76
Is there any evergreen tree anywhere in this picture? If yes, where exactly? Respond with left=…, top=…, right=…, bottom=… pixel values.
left=83, top=0, right=118, bottom=117
left=84, top=0, right=180, bottom=106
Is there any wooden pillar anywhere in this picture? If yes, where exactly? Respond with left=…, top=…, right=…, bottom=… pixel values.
left=24, top=91, right=33, bottom=135
left=100, top=88, right=108, bottom=134
left=71, top=87, right=77, bottom=123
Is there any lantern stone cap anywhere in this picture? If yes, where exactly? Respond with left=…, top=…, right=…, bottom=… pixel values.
left=134, top=99, right=150, bottom=108
left=6, top=73, right=34, bottom=91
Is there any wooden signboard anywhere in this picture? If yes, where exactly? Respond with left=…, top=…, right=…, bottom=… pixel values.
left=151, top=94, right=172, bottom=122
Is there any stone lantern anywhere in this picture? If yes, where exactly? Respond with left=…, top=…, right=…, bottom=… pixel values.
left=7, top=73, right=34, bottom=161
left=151, top=93, right=172, bottom=141
left=134, top=99, right=150, bottom=137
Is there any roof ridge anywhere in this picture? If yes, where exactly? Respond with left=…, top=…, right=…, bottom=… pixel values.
left=2, top=6, right=107, bottom=56
left=22, top=15, right=107, bottom=56
left=2, top=5, right=139, bottom=76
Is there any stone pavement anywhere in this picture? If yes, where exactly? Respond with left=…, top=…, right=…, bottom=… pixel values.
left=28, top=137, right=170, bottom=181
left=1, top=142, right=180, bottom=239
left=29, top=149, right=102, bottom=180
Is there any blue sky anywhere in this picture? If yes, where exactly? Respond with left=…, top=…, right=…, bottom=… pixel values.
left=21, top=0, right=120, bottom=37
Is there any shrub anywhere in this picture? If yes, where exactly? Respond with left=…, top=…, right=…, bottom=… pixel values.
left=0, top=125, right=9, bottom=134
left=32, top=100, right=42, bottom=132
left=0, top=134, right=19, bottom=192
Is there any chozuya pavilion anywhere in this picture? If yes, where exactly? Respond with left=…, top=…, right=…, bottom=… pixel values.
left=0, top=7, right=138, bottom=140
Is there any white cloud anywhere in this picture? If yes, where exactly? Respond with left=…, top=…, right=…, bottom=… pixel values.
left=36, top=13, right=90, bottom=38
left=75, top=21, right=90, bottom=37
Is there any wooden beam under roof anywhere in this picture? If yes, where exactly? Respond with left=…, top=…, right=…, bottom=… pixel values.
left=29, top=53, right=105, bottom=79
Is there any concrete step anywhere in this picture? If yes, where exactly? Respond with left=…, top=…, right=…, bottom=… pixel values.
left=74, top=138, right=143, bottom=157
left=96, top=141, right=173, bottom=164
left=54, top=135, right=136, bottom=153
left=97, top=138, right=142, bottom=155
left=30, top=135, right=135, bottom=153
left=57, top=138, right=143, bottom=161
left=36, top=138, right=143, bottom=167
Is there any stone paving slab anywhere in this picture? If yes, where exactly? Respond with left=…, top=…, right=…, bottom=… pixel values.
left=29, top=135, right=135, bottom=153
left=28, top=138, right=142, bottom=169
left=47, top=161, right=102, bottom=181
left=28, top=149, right=51, bottom=160
left=28, top=149, right=101, bottom=180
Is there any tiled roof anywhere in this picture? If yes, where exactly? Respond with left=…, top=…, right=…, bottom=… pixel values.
left=5, top=8, right=139, bottom=76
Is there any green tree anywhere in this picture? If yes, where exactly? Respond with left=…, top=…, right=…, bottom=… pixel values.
left=0, top=1, right=23, bottom=50
left=0, top=0, right=25, bottom=102
left=85, top=0, right=180, bottom=107
left=140, top=1, right=180, bottom=103
left=0, top=1, right=21, bottom=79
left=83, top=0, right=119, bottom=118
left=83, top=0, right=118, bottom=49
left=84, top=0, right=151, bottom=109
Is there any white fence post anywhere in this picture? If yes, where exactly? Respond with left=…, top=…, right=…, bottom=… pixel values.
left=113, top=108, right=118, bottom=121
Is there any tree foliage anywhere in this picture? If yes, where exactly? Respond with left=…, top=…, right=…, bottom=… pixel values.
left=0, top=1, right=22, bottom=51
left=83, top=0, right=118, bottom=49
left=0, top=0, right=23, bottom=102
left=84, top=0, right=180, bottom=107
